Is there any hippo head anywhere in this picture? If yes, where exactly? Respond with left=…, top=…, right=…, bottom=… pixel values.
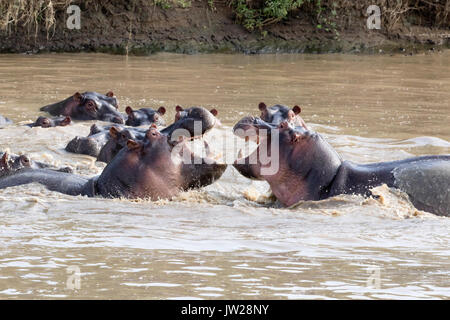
left=97, top=125, right=226, bottom=200
left=161, top=106, right=219, bottom=140
left=29, top=116, right=71, bottom=128
left=258, top=102, right=307, bottom=129
left=97, top=126, right=146, bottom=163
left=0, top=152, right=31, bottom=177
left=72, top=91, right=123, bottom=123
left=125, top=106, right=166, bottom=127
left=233, top=117, right=341, bottom=206
left=40, top=91, right=124, bottom=124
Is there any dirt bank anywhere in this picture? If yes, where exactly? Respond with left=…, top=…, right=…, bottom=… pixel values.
left=0, top=0, right=449, bottom=55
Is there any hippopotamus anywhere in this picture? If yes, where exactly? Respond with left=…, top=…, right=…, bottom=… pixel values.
left=0, top=115, right=12, bottom=125
left=66, top=106, right=220, bottom=161
left=258, top=102, right=307, bottom=129
left=40, top=91, right=124, bottom=124
left=97, top=126, right=146, bottom=163
left=97, top=106, right=220, bottom=163
left=26, top=116, right=71, bottom=128
left=233, top=117, right=450, bottom=216
left=125, top=106, right=166, bottom=127
left=0, top=151, right=73, bottom=174
left=1, top=152, right=31, bottom=177
left=0, top=126, right=226, bottom=200
left=65, top=123, right=126, bottom=158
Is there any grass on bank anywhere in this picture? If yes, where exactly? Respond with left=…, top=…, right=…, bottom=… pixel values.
left=0, top=0, right=448, bottom=36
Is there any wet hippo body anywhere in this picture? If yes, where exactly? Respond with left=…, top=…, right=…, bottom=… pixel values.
left=40, top=91, right=124, bottom=124
left=0, top=126, right=226, bottom=200
left=27, top=116, right=71, bottom=128
left=233, top=117, right=450, bottom=216
left=0, top=115, right=12, bottom=125
left=125, top=106, right=166, bottom=127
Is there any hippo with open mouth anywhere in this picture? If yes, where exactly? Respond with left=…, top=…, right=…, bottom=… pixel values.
left=232, top=116, right=450, bottom=216
left=40, top=91, right=124, bottom=124
left=0, top=126, right=226, bottom=200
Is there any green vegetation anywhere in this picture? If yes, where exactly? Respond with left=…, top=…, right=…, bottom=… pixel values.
left=0, top=0, right=448, bottom=37
left=231, top=0, right=306, bottom=31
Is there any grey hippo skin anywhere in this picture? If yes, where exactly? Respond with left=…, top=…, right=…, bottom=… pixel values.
left=125, top=106, right=166, bottom=127
left=258, top=102, right=307, bottom=129
left=0, top=151, right=73, bottom=176
left=67, top=106, right=219, bottom=161
left=40, top=91, right=124, bottom=124
left=0, top=115, right=13, bottom=125
left=233, top=116, right=450, bottom=216
left=0, top=126, right=226, bottom=200
left=26, top=116, right=71, bottom=128
left=98, top=106, right=219, bottom=163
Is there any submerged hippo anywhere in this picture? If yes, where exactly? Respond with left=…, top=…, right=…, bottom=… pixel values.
left=258, top=102, right=307, bottom=129
left=40, top=91, right=124, bottom=124
left=233, top=117, right=450, bottom=216
left=27, top=116, right=71, bottom=128
left=125, top=106, right=166, bottom=127
left=0, top=151, right=72, bottom=175
left=64, top=123, right=139, bottom=158
left=67, top=106, right=220, bottom=161
left=1, top=152, right=31, bottom=177
left=0, top=115, right=12, bottom=125
left=0, top=126, right=226, bottom=200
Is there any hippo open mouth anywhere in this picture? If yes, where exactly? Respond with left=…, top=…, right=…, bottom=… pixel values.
left=232, top=116, right=340, bottom=206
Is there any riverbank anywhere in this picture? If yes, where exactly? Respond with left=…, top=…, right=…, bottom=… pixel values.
left=0, top=0, right=449, bottom=55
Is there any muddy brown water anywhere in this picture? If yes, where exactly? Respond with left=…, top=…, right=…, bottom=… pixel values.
left=0, top=52, right=449, bottom=299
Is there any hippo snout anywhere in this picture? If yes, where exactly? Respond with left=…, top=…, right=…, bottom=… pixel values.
left=111, top=116, right=124, bottom=124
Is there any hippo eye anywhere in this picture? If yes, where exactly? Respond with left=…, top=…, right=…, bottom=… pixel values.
left=86, top=101, right=97, bottom=111
left=21, top=157, right=30, bottom=166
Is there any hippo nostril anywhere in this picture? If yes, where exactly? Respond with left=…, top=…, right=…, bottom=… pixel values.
left=113, top=117, right=124, bottom=124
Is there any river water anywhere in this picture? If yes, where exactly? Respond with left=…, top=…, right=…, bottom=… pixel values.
left=0, top=52, right=449, bottom=299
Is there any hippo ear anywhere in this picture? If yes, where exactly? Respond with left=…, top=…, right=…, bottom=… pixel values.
left=105, top=91, right=114, bottom=98
left=125, top=106, right=133, bottom=115
left=292, top=105, right=301, bottom=115
left=60, top=117, right=71, bottom=126
left=1, top=152, right=9, bottom=169
left=258, top=102, right=267, bottom=111
left=73, top=92, right=82, bottom=102
left=157, top=106, right=166, bottom=115
left=210, top=108, right=218, bottom=117
left=126, top=139, right=141, bottom=151
left=175, top=105, right=183, bottom=112
left=109, top=126, right=121, bottom=140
